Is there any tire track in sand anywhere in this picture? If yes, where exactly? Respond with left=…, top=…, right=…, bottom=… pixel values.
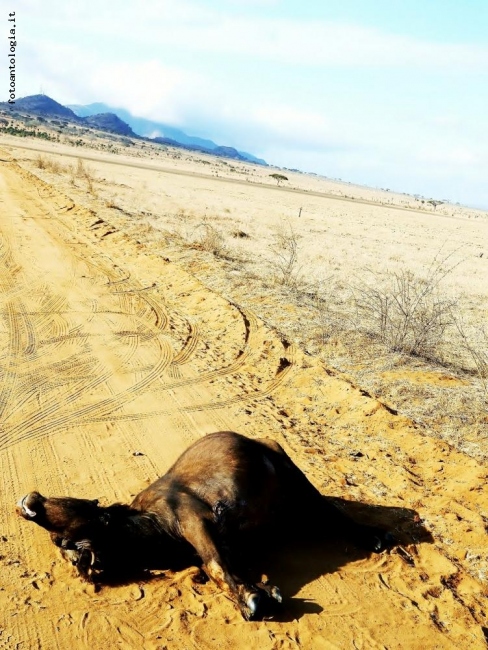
left=0, top=334, right=174, bottom=449
left=0, top=264, right=172, bottom=448
left=0, top=300, right=25, bottom=420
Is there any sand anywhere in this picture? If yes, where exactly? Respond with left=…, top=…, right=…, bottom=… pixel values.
left=0, top=140, right=487, bottom=649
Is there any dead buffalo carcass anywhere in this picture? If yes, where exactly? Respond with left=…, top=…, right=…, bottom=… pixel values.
left=18, top=431, right=392, bottom=620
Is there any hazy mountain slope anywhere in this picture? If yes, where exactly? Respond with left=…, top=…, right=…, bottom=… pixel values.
left=69, top=102, right=266, bottom=165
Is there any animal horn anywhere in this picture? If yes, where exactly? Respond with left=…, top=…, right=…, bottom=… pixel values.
left=20, top=496, right=36, bottom=518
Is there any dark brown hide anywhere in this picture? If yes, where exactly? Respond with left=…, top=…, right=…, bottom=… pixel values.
left=18, top=431, right=391, bottom=620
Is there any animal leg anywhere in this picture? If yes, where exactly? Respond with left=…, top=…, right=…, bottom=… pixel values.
left=315, top=498, right=394, bottom=551
left=267, top=445, right=393, bottom=551
left=180, top=512, right=282, bottom=620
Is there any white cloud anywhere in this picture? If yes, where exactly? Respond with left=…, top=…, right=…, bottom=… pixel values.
left=17, top=0, right=488, bottom=70
left=162, top=20, right=488, bottom=69
left=416, top=143, right=483, bottom=167
left=19, top=39, right=202, bottom=124
left=246, top=105, right=354, bottom=152
left=89, top=60, right=196, bottom=124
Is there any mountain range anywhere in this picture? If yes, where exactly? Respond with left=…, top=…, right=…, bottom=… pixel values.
left=0, top=94, right=266, bottom=165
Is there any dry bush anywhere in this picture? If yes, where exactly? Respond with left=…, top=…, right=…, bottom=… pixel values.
left=269, top=221, right=301, bottom=287
left=35, top=154, right=46, bottom=169
left=453, top=317, right=488, bottom=397
left=75, top=158, right=95, bottom=182
left=72, top=158, right=97, bottom=194
left=193, top=219, right=227, bottom=257
left=352, top=252, right=461, bottom=358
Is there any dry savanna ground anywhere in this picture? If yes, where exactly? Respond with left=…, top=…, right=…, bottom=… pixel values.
left=0, top=124, right=487, bottom=649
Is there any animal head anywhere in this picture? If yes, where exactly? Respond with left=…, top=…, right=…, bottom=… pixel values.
left=17, top=491, right=112, bottom=577
left=17, top=491, right=106, bottom=538
left=17, top=492, right=143, bottom=580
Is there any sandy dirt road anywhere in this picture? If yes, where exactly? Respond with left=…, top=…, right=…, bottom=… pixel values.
left=0, top=154, right=487, bottom=649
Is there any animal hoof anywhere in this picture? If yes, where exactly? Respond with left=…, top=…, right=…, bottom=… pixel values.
left=246, top=592, right=261, bottom=619
left=257, top=582, right=282, bottom=603
left=242, top=584, right=283, bottom=620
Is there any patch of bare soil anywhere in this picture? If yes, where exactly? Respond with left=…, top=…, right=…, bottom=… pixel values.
left=0, top=147, right=487, bottom=649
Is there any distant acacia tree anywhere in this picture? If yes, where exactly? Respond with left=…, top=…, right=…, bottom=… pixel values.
left=428, top=200, right=444, bottom=211
left=269, top=173, right=288, bottom=186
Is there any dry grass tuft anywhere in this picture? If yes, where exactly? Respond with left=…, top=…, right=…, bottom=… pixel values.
left=269, top=221, right=302, bottom=287
left=34, top=154, right=64, bottom=174
left=34, top=154, right=47, bottom=170
left=74, top=158, right=95, bottom=182
left=193, top=219, right=228, bottom=257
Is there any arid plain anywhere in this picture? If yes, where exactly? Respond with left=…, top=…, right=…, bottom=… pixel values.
left=1, top=127, right=487, bottom=649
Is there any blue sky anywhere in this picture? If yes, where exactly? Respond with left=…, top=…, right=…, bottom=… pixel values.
left=9, top=0, right=488, bottom=207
